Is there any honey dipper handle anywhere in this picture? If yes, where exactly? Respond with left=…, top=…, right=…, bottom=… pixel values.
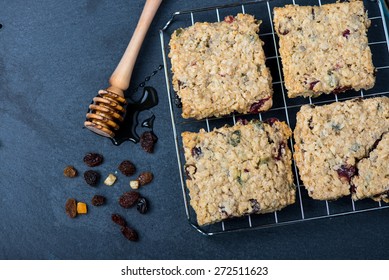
left=107, top=0, right=162, bottom=96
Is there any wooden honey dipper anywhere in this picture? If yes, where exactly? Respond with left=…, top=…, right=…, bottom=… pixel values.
left=84, top=0, right=162, bottom=138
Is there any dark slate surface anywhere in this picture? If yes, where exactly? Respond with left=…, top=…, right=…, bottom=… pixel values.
left=0, top=0, right=388, bottom=259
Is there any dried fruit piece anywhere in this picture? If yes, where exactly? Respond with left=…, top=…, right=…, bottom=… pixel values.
left=63, top=166, right=78, bottom=178
left=91, top=195, right=106, bottom=206
left=137, top=197, right=148, bottom=214
left=77, top=202, right=87, bottom=214
left=65, top=198, right=77, bottom=218
left=104, top=173, right=117, bottom=186
left=140, top=131, right=158, bottom=153
left=119, top=191, right=140, bottom=208
left=264, top=118, right=279, bottom=126
left=121, top=226, right=138, bottom=241
left=83, top=153, right=104, bottom=167
left=129, top=180, right=140, bottom=190
left=249, top=199, right=261, bottom=213
left=342, top=29, right=350, bottom=38
left=111, top=214, right=127, bottom=227
left=224, top=15, right=234, bottom=23
left=84, top=170, right=100, bottom=186
left=118, top=160, right=136, bottom=176
left=309, top=80, right=319, bottom=90
left=191, top=147, right=202, bottom=157
left=137, top=172, right=153, bottom=186
left=336, top=164, right=356, bottom=183
left=249, top=97, right=271, bottom=114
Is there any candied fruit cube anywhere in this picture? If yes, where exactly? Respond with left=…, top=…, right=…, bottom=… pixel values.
left=77, top=202, right=88, bottom=214
left=104, top=173, right=117, bottom=186
left=130, top=180, right=140, bottom=190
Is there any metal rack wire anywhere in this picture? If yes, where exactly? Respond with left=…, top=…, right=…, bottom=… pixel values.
left=160, top=0, right=389, bottom=235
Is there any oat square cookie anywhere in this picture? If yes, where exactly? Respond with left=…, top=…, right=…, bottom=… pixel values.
left=182, top=119, right=295, bottom=226
left=273, top=1, right=375, bottom=98
left=294, top=97, right=389, bottom=201
left=169, top=13, right=273, bottom=119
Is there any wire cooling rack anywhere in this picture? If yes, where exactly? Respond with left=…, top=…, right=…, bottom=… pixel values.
left=159, top=0, right=389, bottom=235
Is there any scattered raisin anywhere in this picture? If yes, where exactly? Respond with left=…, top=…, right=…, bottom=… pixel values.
left=121, top=226, right=138, bottom=241
left=249, top=97, right=271, bottom=114
left=83, top=153, right=104, bottom=167
left=224, top=15, right=234, bottom=23
left=191, top=147, right=202, bottom=157
left=91, top=195, right=106, bottom=206
left=111, top=213, right=127, bottom=227
left=309, top=80, right=319, bottom=90
left=137, top=197, right=148, bottom=214
left=63, top=166, right=78, bottom=178
left=264, top=118, right=279, bottom=126
left=308, top=116, right=314, bottom=130
left=137, top=172, right=153, bottom=186
left=342, top=29, right=350, bottom=38
left=65, top=198, right=77, bottom=218
left=118, top=160, right=136, bottom=176
left=249, top=199, right=261, bottom=213
left=119, top=191, right=140, bottom=208
left=332, top=86, right=352, bottom=93
left=140, top=131, right=158, bottom=153
left=336, top=164, right=356, bottom=183
left=83, top=170, right=100, bottom=186
left=236, top=118, right=249, bottom=125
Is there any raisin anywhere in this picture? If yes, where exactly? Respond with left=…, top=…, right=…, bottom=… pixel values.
left=137, top=172, right=153, bottom=186
left=118, top=160, right=136, bottom=176
left=224, top=15, right=234, bottom=23
left=191, top=147, right=202, bottom=157
left=336, top=164, right=356, bottom=183
left=249, top=97, right=270, bottom=114
left=308, top=116, right=314, bottom=130
left=309, top=80, right=319, bottom=90
left=236, top=118, right=249, bottom=125
left=119, top=191, right=140, bottom=208
left=140, top=131, right=158, bottom=153
left=65, top=198, right=77, bottom=218
left=63, top=166, right=78, bottom=178
left=249, top=199, right=261, bottom=213
left=264, top=118, right=279, bottom=126
left=121, top=226, right=138, bottom=241
left=342, top=29, right=350, bottom=38
left=332, top=86, right=352, bottom=93
left=83, top=170, right=100, bottom=186
left=91, top=195, right=106, bottom=206
left=83, top=153, right=103, bottom=167
left=137, top=197, right=148, bottom=214
left=111, top=213, right=127, bottom=227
